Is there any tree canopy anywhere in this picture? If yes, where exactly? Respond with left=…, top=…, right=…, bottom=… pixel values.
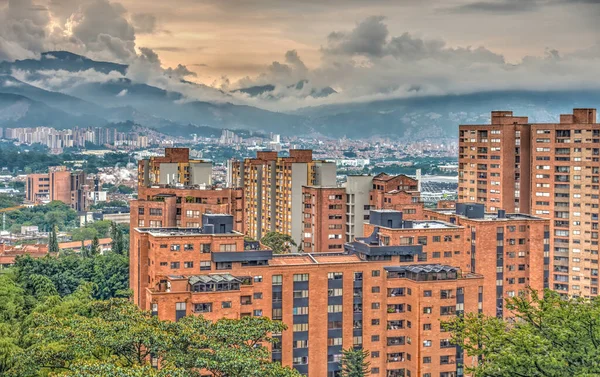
left=0, top=243, right=298, bottom=377
left=340, top=348, right=370, bottom=377
left=443, top=289, right=600, bottom=377
left=261, top=232, right=297, bottom=254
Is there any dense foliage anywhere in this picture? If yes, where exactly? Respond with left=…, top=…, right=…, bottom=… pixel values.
left=15, top=253, right=130, bottom=299
left=0, top=142, right=130, bottom=174
left=443, top=289, right=600, bottom=377
left=0, top=194, right=23, bottom=210
left=0, top=250, right=298, bottom=377
left=5, top=201, right=78, bottom=233
left=261, top=232, right=297, bottom=254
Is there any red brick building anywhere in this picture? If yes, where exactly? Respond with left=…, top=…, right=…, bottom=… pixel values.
left=131, top=205, right=548, bottom=376
left=132, top=185, right=244, bottom=233
left=25, top=166, right=96, bottom=211
left=301, top=186, right=346, bottom=253
left=424, top=203, right=549, bottom=318
left=301, top=174, right=423, bottom=253
left=458, top=109, right=598, bottom=297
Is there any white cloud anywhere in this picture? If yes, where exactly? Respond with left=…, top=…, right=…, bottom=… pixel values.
left=116, top=89, right=127, bottom=96
left=228, top=16, right=600, bottom=111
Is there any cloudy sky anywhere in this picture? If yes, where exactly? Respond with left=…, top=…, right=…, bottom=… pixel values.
left=1, top=0, right=600, bottom=109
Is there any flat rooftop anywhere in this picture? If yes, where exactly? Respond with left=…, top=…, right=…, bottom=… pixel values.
left=134, top=227, right=241, bottom=236
left=430, top=209, right=544, bottom=221
left=268, top=253, right=362, bottom=266
left=410, top=221, right=459, bottom=229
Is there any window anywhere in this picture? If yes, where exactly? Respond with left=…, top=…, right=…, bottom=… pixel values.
left=423, top=357, right=431, bottom=364
left=272, top=308, right=282, bottom=320
left=372, top=286, right=380, bottom=293
left=328, top=305, right=343, bottom=313
left=254, top=275, right=263, bottom=282
left=222, top=301, right=232, bottom=308
left=200, top=261, right=211, bottom=270
left=293, top=274, right=309, bottom=282
left=183, top=261, right=194, bottom=268
left=292, top=356, right=308, bottom=365
left=423, top=307, right=432, bottom=314
left=372, top=270, right=381, bottom=277
left=423, top=340, right=432, bottom=347
left=293, top=307, right=309, bottom=315
left=433, top=236, right=441, bottom=242
left=219, top=244, right=236, bottom=252
left=138, top=207, right=145, bottom=215
left=170, top=262, right=180, bottom=269
left=293, top=323, right=308, bottom=332
left=149, top=208, right=162, bottom=216
left=194, top=303, right=212, bottom=313
left=201, top=244, right=211, bottom=253
left=170, top=244, right=181, bottom=251
left=253, top=310, right=263, bottom=317
left=328, top=337, right=343, bottom=346
left=423, top=323, right=431, bottom=331
left=372, top=303, right=380, bottom=309
left=328, top=288, right=343, bottom=297
left=328, top=272, right=343, bottom=280
left=272, top=275, right=283, bottom=285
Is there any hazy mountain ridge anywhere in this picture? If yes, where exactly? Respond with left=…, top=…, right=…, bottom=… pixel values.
left=0, top=51, right=599, bottom=139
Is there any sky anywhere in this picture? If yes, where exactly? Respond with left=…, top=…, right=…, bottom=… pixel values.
left=1, top=0, right=600, bottom=110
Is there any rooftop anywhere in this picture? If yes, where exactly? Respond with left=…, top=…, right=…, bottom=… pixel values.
left=135, top=227, right=240, bottom=236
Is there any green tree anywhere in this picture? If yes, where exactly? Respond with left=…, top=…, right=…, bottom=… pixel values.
left=340, top=348, right=370, bottom=377
left=71, top=227, right=98, bottom=242
left=48, top=226, right=59, bottom=254
left=168, top=315, right=299, bottom=377
left=110, top=222, right=125, bottom=255
left=443, top=289, right=600, bottom=377
left=16, top=299, right=299, bottom=377
left=261, top=232, right=297, bottom=254
left=90, top=235, right=100, bottom=257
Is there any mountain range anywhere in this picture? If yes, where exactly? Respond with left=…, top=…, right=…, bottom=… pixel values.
left=0, top=51, right=599, bottom=139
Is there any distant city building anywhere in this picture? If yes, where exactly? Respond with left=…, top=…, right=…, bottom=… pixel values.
left=3, top=126, right=149, bottom=151
left=25, top=166, right=104, bottom=211
left=459, top=109, right=599, bottom=297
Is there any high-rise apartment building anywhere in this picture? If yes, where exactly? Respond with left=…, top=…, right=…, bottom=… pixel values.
left=231, top=150, right=336, bottom=247
left=138, top=148, right=212, bottom=187
left=458, top=109, right=598, bottom=297
left=131, top=206, right=548, bottom=376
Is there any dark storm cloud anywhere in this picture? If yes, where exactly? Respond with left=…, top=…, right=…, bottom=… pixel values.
left=444, top=0, right=540, bottom=14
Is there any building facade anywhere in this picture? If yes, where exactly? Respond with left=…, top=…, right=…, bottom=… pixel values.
left=231, top=150, right=336, bottom=247
left=131, top=185, right=244, bottom=233
left=25, top=166, right=100, bottom=211
left=458, top=109, right=599, bottom=297
left=131, top=206, right=548, bottom=376
left=138, top=148, right=212, bottom=187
